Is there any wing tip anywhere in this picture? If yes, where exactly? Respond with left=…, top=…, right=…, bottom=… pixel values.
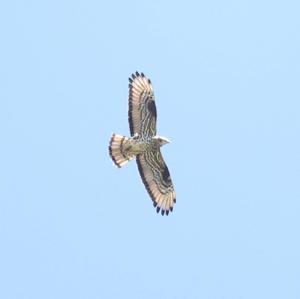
left=129, top=71, right=151, bottom=83
left=154, top=202, right=174, bottom=216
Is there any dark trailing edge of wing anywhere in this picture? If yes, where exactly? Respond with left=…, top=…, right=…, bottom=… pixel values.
left=128, top=72, right=142, bottom=136
left=128, top=98, right=134, bottom=136
left=128, top=74, right=135, bottom=136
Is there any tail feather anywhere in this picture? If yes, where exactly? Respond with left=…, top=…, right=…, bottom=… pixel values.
left=109, top=134, right=133, bottom=168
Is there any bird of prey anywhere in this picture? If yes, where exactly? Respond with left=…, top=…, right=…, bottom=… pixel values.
left=109, top=72, right=176, bottom=215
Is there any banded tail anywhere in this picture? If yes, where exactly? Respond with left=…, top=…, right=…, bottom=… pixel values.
left=109, top=134, right=133, bottom=168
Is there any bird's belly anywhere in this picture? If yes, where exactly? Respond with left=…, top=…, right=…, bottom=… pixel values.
left=128, top=139, right=149, bottom=155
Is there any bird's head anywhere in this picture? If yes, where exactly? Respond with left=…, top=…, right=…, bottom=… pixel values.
left=153, top=135, right=171, bottom=147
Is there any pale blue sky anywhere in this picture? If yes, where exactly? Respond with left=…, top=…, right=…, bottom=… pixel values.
left=1, top=1, right=300, bottom=298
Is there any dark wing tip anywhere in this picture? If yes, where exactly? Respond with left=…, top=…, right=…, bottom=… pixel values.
left=129, top=77, right=133, bottom=83
left=129, top=71, right=149, bottom=81
left=156, top=206, right=160, bottom=213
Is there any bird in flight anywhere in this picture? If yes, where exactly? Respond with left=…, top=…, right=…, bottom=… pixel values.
left=109, top=72, right=176, bottom=215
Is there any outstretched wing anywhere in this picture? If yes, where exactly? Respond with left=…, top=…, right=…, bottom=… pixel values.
left=128, top=72, right=157, bottom=137
left=136, top=149, right=176, bottom=215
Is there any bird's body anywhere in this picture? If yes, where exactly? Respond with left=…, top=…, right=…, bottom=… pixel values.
left=109, top=72, right=176, bottom=215
left=126, top=135, right=158, bottom=155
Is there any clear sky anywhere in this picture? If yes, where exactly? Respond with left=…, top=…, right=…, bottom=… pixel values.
left=1, top=1, right=299, bottom=298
